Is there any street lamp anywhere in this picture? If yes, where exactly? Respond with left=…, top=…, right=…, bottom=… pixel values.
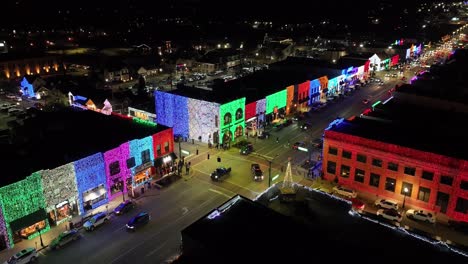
left=35, top=225, right=44, bottom=248
left=402, top=187, right=409, bottom=209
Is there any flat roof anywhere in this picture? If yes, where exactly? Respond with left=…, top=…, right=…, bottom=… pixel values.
left=328, top=100, right=468, bottom=160
left=0, top=109, right=169, bottom=187
left=170, top=69, right=311, bottom=104
left=179, top=193, right=466, bottom=263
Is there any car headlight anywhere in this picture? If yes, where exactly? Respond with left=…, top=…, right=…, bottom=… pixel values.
left=115, top=211, right=120, bottom=214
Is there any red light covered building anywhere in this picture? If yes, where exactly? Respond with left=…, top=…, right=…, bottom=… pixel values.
left=322, top=101, right=468, bottom=222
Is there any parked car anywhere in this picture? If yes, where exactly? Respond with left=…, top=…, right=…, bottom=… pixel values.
left=251, top=164, right=264, bottom=181
left=5, top=247, right=38, bottom=264
left=292, top=112, right=305, bottom=121
left=332, top=186, right=357, bottom=198
left=210, top=167, right=232, bottom=181
left=257, top=131, right=270, bottom=139
left=114, top=200, right=136, bottom=215
left=313, top=187, right=332, bottom=194
left=50, top=229, right=81, bottom=250
left=240, top=143, right=254, bottom=155
left=349, top=197, right=365, bottom=212
left=406, top=209, right=436, bottom=223
left=377, top=209, right=403, bottom=222
left=83, top=212, right=110, bottom=231
left=374, top=199, right=399, bottom=210
left=126, top=212, right=150, bottom=231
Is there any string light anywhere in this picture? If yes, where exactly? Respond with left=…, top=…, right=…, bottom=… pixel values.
left=104, top=142, right=131, bottom=200
left=188, top=98, right=219, bottom=143
left=266, top=89, right=287, bottom=114
left=74, top=153, right=109, bottom=216
left=220, top=98, right=246, bottom=144
left=40, top=163, right=78, bottom=212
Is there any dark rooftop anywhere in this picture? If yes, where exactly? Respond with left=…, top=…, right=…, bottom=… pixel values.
left=270, top=56, right=346, bottom=77
left=198, top=48, right=239, bottom=64
left=328, top=99, right=468, bottom=161
left=0, top=109, right=169, bottom=187
left=0, top=52, right=54, bottom=62
left=178, top=193, right=467, bottom=263
left=169, top=69, right=311, bottom=104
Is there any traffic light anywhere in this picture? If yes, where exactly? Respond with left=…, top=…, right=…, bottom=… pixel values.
left=217, top=156, right=221, bottom=162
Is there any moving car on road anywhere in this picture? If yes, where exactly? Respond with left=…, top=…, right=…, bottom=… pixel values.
left=312, top=138, right=323, bottom=149
left=5, top=247, right=38, bottom=264
left=126, top=212, right=150, bottom=231
left=406, top=209, right=436, bottom=223
left=240, top=143, right=253, bottom=155
left=83, top=212, right=110, bottom=231
left=50, top=229, right=81, bottom=250
left=114, top=200, right=136, bottom=215
left=292, top=142, right=306, bottom=150
left=210, top=167, right=232, bottom=181
left=251, top=164, right=264, bottom=181
left=257, top=131, right=270, bottom=139
left=377, top=209, right=403, bottom=222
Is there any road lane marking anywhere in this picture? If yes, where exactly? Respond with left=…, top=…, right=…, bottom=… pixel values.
left=145, top=241, right=167, bottom=257
left=208, top=188, right=232, bottom=198
left=110, top=195, right=220, bottom=263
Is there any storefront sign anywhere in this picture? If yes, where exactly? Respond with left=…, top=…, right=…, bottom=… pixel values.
left=134, top=162, right=153, bottom=173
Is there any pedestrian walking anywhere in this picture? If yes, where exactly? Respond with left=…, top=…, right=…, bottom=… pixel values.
left=276, top=137, right=279, bottom=143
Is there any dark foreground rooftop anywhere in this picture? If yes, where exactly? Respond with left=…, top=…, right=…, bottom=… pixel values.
left=178, top=192, right=467, bottom=263
left=328, top=99, right=468, bottom=161
left=0, top=108, right=169, bottom=186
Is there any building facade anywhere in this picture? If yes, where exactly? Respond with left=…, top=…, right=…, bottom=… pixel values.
left=323, top=127, right=468, bottom=222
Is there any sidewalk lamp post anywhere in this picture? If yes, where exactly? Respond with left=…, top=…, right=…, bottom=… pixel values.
left=35, top=225, right=44, bottom=248
left=402, top=187, right=409, bottom=209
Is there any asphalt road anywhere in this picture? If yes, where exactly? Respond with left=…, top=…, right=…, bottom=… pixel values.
left=36, top=179, right=235, bottom=264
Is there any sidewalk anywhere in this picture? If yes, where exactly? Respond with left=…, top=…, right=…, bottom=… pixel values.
left=0, top=192, right=138, bottom=262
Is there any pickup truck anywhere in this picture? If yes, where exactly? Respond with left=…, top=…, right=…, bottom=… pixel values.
left=211, top=167, right=231, bottom=181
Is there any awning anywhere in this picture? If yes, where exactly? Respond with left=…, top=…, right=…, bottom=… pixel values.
left=10, top=208, right=47, bottom=231
left=154, top=153, right=178, bottom=167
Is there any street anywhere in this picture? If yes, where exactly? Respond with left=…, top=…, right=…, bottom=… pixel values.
left=12, top=179, right=234, bottom=264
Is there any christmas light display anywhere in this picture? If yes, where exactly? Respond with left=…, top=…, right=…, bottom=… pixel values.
left=188, top=98, right=219, bottom=143
left=20, top=77, right=35, bottom=98
left=104, top=142, right=130, bottom=199
left=286, top=85, right=294, bottom=114
left=369, top=54, right=382, bottom=71
left=129, top=136, right=154, bottom=168
left=220, top=98, right=245, bottom=143
left=327, top=76, right=340, bottom=94
left=309, top=79, right=321, bottom=104
left=0, top=206, right=7, bottom=248
left=101, top=99, right=112, bottom=115
left=0, top=172, right=49, bottom=248
left=40, top=163, right=78, bottom=212
left=298, top=81, right=310, bottom=104
left=155, top=91, right=175, bottom=128
left=74, top=153, right=108, bottom=215
left=391, top=55, right=400, bottom=67
left=245, top=101, right=257, bottom=120
left=152, top=128, right=174, bottom=158
left=256, top=98, right=266, bottom=123
left=266, top=89, right=286, bottom=114
left=133, top=118, right=157, bottom=127
left=318, top=76, right=329, bottom=91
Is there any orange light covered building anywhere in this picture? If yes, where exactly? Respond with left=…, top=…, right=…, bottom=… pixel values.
left=322, top=104, right=468, bottom=222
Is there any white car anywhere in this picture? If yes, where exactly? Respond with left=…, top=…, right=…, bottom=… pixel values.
left=83, top=212, right=110, bottom=231
left=377, top=209, right=403, bottom=222
left=406, top=209, right=436, bottom=224
left=374, top=198, right=399, bottom=210
left=4, top=247, right=38, bottom=264
left=332, top=186, right=357, bottom=198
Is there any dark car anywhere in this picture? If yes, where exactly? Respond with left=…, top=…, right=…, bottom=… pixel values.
left=299, top=122, right=312, bottom=130
left=211, top=167, right=231, bottom=181
left=50, top=229, right=81, bottom=250
left=240, top=144, right=253, bottom=155
left=251, top=164, right=264, bottom=181
left=282, top=119, right=293, bottom=127
left=312, top=138, right=323, bottom=149
left=292, top=142, right=306, bottom=150
left=257, top=131, right=270, bottom=139
left=126, top=212, right=150, bottom=231
left=114, top=200, right=135, bottom=215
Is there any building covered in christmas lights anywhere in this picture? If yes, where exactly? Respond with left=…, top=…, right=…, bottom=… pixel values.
left=0, top=108, right=174, bottom=250
left=322, top=49, right=468, bottom=222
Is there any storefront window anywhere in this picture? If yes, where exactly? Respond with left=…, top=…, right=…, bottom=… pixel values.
left=54, top=201, right=71, bottom=223
left=109, top=161, right=120, bottom=176
left=157, top=145, right=161, bottom=156
left=20, top=220, right=46, bottom=239
left=83, top=184, right=107, bottom=211
left=164, top=142, right=169, bottom=152
left=141, top=149, right=151, bottom=164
